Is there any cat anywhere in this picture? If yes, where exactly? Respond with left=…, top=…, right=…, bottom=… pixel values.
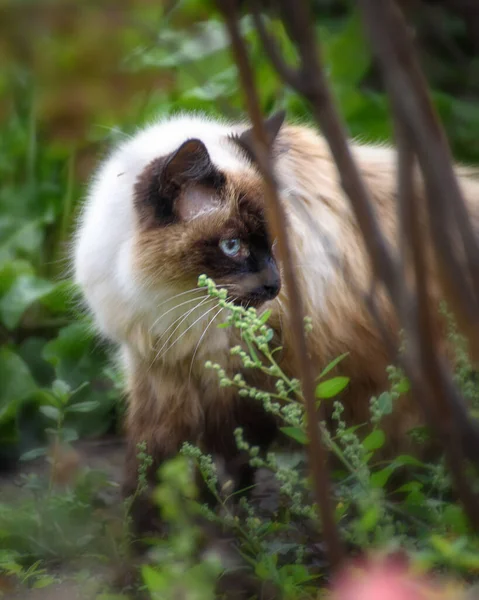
left=72, top=109, right=479, bottom=533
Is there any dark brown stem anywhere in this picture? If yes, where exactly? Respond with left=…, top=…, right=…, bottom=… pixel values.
left=395, top=121, right=479, bottom=529
left=252, top=0, right=479, bottom=527
left=250, top=6, right=303, bottom=91
left=216, top=0, right=344, bottom=570
left=358, top=0, right=479, bottom=360
left=276, top=0, right=403, bottom=304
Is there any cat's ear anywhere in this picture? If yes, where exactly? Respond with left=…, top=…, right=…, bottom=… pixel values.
left=229, top=110, right=286, bottom=164
left=163, top=138, right=215, bottom=185
left=162, top=139, right=225, bottom=221
left=134, top=138, right=224, bottom=226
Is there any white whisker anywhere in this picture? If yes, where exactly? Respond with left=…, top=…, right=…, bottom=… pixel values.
left=148, top=292, right=207, bottom=334
left=188, top=305, right=227, bottom=384
left=148, top=297, right=215, bottom=371
left=148, top=282, right=235, bottom=317
left=157, top=303, right=220, bottom=364
left=154, top=296, right=213, bottom=350
left=153, top=287, right=208, bottom=310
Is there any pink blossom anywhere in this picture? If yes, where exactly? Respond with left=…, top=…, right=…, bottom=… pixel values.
left=330, top=554, right=462, bottom=600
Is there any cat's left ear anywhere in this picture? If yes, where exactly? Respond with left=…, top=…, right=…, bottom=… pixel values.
left=135, top=138, right=224, bottom=227
left=229, top=110, right=286, bottom=164
left=163, top=138, right=216, bottom=185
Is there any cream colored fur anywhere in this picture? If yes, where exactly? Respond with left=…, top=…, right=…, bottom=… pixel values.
left=73, top=112, right=479, bottom=473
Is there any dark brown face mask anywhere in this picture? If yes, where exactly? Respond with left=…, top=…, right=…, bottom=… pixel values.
left=132, top=115, right=283, bottom=307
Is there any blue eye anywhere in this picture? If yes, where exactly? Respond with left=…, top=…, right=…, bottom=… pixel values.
left=219, top=238, right=242, bottom=257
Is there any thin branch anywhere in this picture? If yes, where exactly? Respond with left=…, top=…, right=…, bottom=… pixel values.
left=216, top=0, right=344, bottom=570
left=275, top=0, right=402, bottom=305
left=250, top=0, right=479, bottom=527
left=358, top=0, right=479, bottom=360
left=250, top=6, right=303, bottom=91
left=395, top=120, right=479, bottom=528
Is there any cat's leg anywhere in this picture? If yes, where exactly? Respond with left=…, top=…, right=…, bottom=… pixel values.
left=121, top=372, right=204, bottom=540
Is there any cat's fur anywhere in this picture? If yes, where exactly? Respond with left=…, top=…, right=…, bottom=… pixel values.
left=73, top=111, right=479, bottom=531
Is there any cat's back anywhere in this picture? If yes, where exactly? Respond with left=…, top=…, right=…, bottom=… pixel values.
left=277, top=121, right=479, bottom=219
left=276, top=123, right=397, bottom=214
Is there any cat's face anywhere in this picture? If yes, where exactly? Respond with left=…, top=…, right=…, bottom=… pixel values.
left=132, top=118, right=284, bottom=308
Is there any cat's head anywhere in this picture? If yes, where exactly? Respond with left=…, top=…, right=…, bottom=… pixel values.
left=132, top=112, right=286, bottom=308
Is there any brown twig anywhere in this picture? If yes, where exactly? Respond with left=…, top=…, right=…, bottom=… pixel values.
left=216, top=0, right=344, bottom=570
left=273, top=0, right=403, bottom=304
left=250, top=6, right=303, bottom=91
left=358, top=0, right=479, bottom=360
left=395, top=120, right=479, bottom=528
left=246, top=0, right=479, bottom=526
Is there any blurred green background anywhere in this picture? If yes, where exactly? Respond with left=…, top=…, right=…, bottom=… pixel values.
left=1, top=0, right=479, bottom=466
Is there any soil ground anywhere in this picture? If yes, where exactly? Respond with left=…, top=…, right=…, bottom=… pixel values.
left=0, top=438, right=285, bottom=600
left=0, top=438, right=126, bottom=599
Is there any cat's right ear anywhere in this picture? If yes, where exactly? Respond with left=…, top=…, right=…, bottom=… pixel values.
left=228, top=110, right=286, bottom=165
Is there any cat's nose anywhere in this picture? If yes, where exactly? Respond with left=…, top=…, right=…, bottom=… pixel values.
left=262, top=283, right=280, bottom=300
left=260, top=262, right=281, bottom=299
left=250, top=281, right=280, bottom=301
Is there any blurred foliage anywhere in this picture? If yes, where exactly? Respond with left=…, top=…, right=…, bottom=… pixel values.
left=0, top=0, right=478, bottom=464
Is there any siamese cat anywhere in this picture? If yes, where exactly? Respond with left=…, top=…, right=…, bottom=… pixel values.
left=73, top=110, right=479, bottom=532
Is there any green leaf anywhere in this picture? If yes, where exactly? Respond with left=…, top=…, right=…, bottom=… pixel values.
left=17, top=337, right=54, bottom=386
left=66, top=400, right=101, bottom=413
left=0, top=274, right=55, bottom=329
left=323, top=9, right=371, bottom=86
left=51, top=379, right=71, bottom=403
left=20, top=447, right=48, bottom=461
left=392, top=454, right=425, bottom=468
left=0, top=220, right=44, bottom=264
left=258, top=309, right=272, bottom=325
left=280, top=426, right=308, bottom=445
left=369, top=452, right=423, bottom=488
left=359, top=504, right=380, bottom=532
left=182, top=66, right=238, bottom=101
left=396, top=481, right=423, bottom=493
left=33, top=576, right=57, bottom=589
left=318, top=352, right=349, bottom=379
left=0, top=260, right=34, bottom=296
left=442, top=505, right=468, bottom=535
left=362, top=429, right=385, bottom=451
left=0, top=347, right=37, bottom=422
left=39, top=405, right=60, bottom=421
left=370, top=465, right=394, bottom=488
left=42, top=322, right=93, bottom=376
left=142, top=565, right=168, bottom=592
left=376, top=391, right=393, bottom=416
left=315, top=376, right=349, bottom=399
left=40, top=280, right=74, bottom=314
left=430, top=535, right=459, bottom=559
left=42, top=322, right=116, bottom=438
left=395, top=377, right=410, bottom=395
left=405, top=489, right=426, bottom=506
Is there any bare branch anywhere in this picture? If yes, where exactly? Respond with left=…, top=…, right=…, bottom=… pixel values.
left=215, top=0, right=344, bottom=570
left=275, top=0, right=402, bottom=304
left=250, top=6, right=303, bottom=91
left=358, top=0, right=479, bottom=360
left=250, top=0, right=479, bottom=528
left=395, top=121, right=479, bottom=528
